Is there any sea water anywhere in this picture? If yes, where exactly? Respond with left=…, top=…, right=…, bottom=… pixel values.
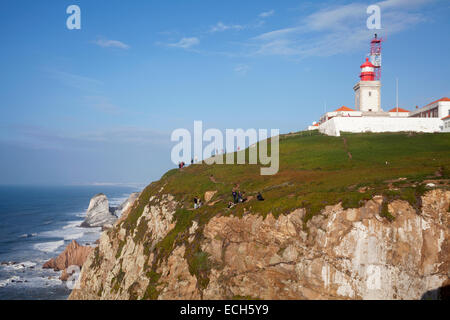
left=0, top=185, right=140, bottom=300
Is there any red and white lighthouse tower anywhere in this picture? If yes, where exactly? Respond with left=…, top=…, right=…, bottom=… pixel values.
left=359, top=58, right=376, bottom=81
left=353, top=38, right=382, bottom=113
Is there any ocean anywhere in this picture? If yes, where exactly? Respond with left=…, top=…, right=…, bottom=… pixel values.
left=0, top=185, right=140, bottom=300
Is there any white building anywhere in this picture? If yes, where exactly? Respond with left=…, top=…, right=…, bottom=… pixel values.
left=409, top=97, right=450, bottom=119
left=319, top=106, right=362, bottom=124
left=307, top=122, right=319, bottom=131
left=442, top=115, right=450, bottom=132
left=307, top=57, right=446, bottom=136
left=388, top=107, right=410, bottom=117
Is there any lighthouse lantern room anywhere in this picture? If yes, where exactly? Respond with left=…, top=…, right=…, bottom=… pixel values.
left=353, top=57, right=381, bottom=113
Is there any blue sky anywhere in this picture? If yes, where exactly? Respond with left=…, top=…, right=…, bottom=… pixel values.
left=0, top=0, right=449, bottom=185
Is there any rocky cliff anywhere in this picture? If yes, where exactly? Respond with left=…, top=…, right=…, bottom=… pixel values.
left=113, top=192, right=141, bottom=218
left=43, top=240, right=93, bottom=281
left=69, top=188, right=449, bottom=300
left=69, top=132, right=450, bottom=300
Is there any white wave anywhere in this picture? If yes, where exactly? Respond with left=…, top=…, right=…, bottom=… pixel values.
left=62, top=220, right=83, bottom=230
left=109, top=196, right=129, bottom=207
left=23, top=276, right=63, bottom=287
left=34, top=240, right=65, bottom=253
left=64, top=232, right=84, bottom=241
left=39, top=220, right=85, bottom=241
left=76, top=211, right=86, bottom=218
left=21, top=261, right=37, bottom=268
left=0, top=275, right=64, bottom=288
left=0, top=276, right=21, bottom=288
left=19, top=233, right=37, bottom=238
left=2, top=261, right=36, bottom=271
left=37, top=218, right=102, bottom=247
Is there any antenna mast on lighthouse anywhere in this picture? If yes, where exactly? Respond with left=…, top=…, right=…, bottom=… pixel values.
left=369, top=33, right=383, bottom=81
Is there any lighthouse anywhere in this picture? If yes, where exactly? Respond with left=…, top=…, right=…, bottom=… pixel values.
left=353, top=57, right=381, bottom=113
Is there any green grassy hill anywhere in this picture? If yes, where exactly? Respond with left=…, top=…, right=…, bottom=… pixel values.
left=125, top=130, right=450, bottom=240
left=116, top=131, right=450, bottom=298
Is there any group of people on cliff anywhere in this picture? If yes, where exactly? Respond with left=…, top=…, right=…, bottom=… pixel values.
left=228, top=189, right=264, bottom=208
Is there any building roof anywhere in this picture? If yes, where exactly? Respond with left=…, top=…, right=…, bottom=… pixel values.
left=313, top=123, right=319, bottom=126
left=442, top=115, right=450, bottom=121
left=335, top=106, right=355, bottom=112
left=424, top=97, right=450, bottom=108
left=388, top=107, right=410, bottom=113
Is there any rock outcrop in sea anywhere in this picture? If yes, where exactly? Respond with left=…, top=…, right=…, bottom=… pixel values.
left=41, top=192, right=142, bottom=282
left=43, top=240, right=93, bottom=281
left=69, top=189, right=449, bottom=300
left=81, top=193, right=117, bottom=228
left=82, top=192, right=142, bottom=228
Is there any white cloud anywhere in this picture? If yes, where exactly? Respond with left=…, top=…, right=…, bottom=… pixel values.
left=249, top=0, right=432, bottom=59
left=93, top=39, right=130, bottom=49
left=168, top=37, right=200, bottom=49
left=3, top=124, right=169, bottom=151
left=84, top=96, right=122, bottom=115
left=259, top=10, right=275, bottom=18
left=46, top=70, right=103, bottom=91
left=210, top=22, right=244, bottom=33
left=234, top=64, right=250, bottom=75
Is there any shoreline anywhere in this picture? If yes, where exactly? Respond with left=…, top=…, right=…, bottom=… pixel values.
left=0, top=186, right=139, bottom=300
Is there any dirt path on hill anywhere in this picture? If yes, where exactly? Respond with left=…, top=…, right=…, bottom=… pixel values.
left=343, top=137, right=353, bottom=160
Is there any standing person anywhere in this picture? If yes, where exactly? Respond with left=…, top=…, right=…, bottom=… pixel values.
left=194, top=197, right=198, bottom=209
left=191, top=158, right=194, bottom=165
left=238, top=191, right=243, bottom=203
left=232, top=190, right=237, bottom=204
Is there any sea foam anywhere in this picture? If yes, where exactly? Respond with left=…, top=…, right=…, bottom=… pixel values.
left=34, top=240, right=65, bottom=253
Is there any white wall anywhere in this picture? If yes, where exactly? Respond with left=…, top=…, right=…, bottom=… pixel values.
left=388, top=112, right=410, bottom=117
left=319, top=117, right=443, bottom=137
left=443, top=119, right=450, bottom=133
left=438, top=102, right=450, bottom=119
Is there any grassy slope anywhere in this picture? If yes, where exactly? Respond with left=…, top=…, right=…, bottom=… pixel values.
left=152, top=131, right=450, bottom=218
left=117, top=131, right=450, bottom=299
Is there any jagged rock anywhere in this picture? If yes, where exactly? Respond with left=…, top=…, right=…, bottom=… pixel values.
left=69, top=190, right=449, bottom=300
left=81, top=193, right=117, bottom=228
left=204, top=191, right=217, bottom=203
left=113, top=192, right=141, bottom=218
left=43, top=240, right=93, bottom=281
left=102, top=224, right=114, bottom=231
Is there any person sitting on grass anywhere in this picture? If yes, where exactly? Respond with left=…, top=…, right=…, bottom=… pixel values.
left=257, top=192, right=265, bottom=201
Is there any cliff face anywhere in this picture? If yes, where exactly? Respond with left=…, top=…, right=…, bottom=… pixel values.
left=69, top=189, right=449, bottom=300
